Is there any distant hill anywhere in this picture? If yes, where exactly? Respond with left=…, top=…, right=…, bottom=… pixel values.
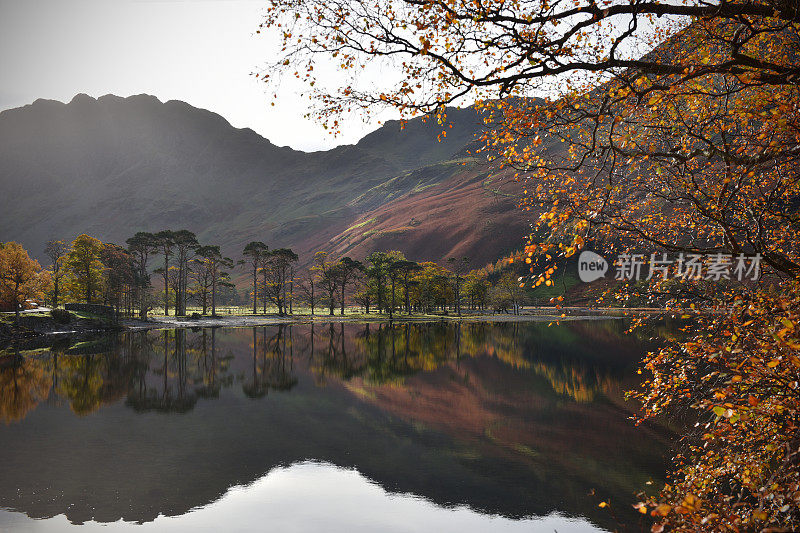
left=0, top=94, right=528, bottom=267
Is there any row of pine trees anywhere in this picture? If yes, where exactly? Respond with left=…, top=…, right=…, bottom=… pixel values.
left=1, top=231, right=529, bottom=320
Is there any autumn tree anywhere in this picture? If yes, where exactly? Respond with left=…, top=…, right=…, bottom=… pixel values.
left=313, top=251, right=339, bottom=315
left=190, top=255, right=214, bottom=315
left=154, top=230, right=176, bottom=316
left=0, top=242, right=47, bottom=323
left=337, top=257, right=362, bottom=316
left=353, top=275, right=378, bottom=314
left=365, top=251, right=406, bottom=314
left=44, top=240, right=68, bottom=308
left=412, top=262, right=452, bottom=313
left=464, top=271, right=489, bottom=311
left=63, top=234, right=105, bottom=304
left=447, top=257, right=470, bottom=317
left=386, top=255, right=410, bottom=320
left=262, top=1, right=800, bottom=529
left=396, top=260, right=422, bottom=315
left=261, top=0, right=800, bottom=277
left=126, top=231, right=158, bottom=319
left=243, top=241, right=268, bottom=314
left=365, top=252, right=390, bottom=314
left=166, top=265, right=182, bottom=314
left=298, top=267, right=318, bottom=315
left=490, top=272, right=526, bottom=315
left=194, top=245, right=233, bottom=316
left=172, top=230, right=198, bottom=316
left=262, top=248, right=298, bottom=316
left=100, top=243, right=135, bottom=317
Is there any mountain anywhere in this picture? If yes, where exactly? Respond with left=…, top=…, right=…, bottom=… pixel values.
left=0, top=94, right=528, bottom=267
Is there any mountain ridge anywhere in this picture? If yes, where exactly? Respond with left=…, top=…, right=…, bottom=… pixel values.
left=0, top=93, right=528, bottom=268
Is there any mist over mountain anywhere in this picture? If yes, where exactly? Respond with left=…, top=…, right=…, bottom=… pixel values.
left=0, top=93, right=528, bottom=267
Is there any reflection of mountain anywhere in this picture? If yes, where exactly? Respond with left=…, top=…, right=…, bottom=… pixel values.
left=0, top=461, right=607, bottom=532
left=0, top=322, right=672, bottom=530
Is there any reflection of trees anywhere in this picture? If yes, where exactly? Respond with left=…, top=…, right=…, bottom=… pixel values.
left=308, top=323, right=465, bottom=384
left=310, top=323, right=454, bottom=385
left=124, top=328, right=245, bottom=412
left=53, top=336, right=147, bottom=415
left=243, top=326, right=298, bottom=397
left=194, top=329, right=221, bottom=399
left=1, top=321, right=635, bottom=423
left=57, top=354, right=105, bottom=415
left=126, top=330, right=198, bottom=413
left=267, top=325, right=297, bottom=391
left=0, top=349, right=50, bottom=424
left=528, top=360, right=616, bottom=402
left=0, top=333, right=154, bottom=422
left=242, top=328, right=268, bottom=399
left=305, top=322, right=627, bottom=402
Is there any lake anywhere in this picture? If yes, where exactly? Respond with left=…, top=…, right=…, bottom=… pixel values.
left=0, top=320, right=672, bottom=532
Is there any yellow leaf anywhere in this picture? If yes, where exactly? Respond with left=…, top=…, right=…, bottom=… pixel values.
left=654, top=504, right=672, bottom=516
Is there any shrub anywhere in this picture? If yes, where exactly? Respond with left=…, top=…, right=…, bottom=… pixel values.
left=50, top=309, right=73, bottom=324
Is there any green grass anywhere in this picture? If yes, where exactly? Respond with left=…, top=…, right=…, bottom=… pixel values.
left=345, top=217, right=377, bottom=233
left=410, top=182, right=436, bottom=193
left=70, top=310, right=115, bottom=321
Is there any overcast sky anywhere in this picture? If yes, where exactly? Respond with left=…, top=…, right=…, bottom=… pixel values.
left=0, top=0, right=383, bottom=151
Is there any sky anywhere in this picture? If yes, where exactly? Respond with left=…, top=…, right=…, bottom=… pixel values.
left=0, top=0, right=382, bottom=151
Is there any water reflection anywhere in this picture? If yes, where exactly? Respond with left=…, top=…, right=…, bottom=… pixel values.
left=0, top=321, right=672, bottom=531
left=0, top=461, right=606, bottom=533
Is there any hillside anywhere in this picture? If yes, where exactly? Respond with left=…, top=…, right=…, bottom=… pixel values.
left=0, top=94, right=528, bottom=267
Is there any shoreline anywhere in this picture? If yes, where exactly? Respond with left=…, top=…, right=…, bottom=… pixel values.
left=139, top=305, right=708, bottom=329
left=2, top=305, right=703, bottom=346
left=136, top=312, right=619, bottom=329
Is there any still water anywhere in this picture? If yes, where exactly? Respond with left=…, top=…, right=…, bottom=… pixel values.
left=0, top=321, right=672, bottom=532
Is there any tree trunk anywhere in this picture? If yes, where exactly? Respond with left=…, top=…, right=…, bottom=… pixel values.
left=281, top=272, right=286, bottom=316
left=262, top=271, right=268, bottom=314
left=85, top=264, right=91, bottom=303
left=177, top=261, right=183, bottom=316
left=390, top=279, right=396, bottom=320
left=163, top=254, right=170, bottom=316
left=211, top=278, right=217, bottom=316
left=377, top=277, right=384, bottom=314
left=13, top=280, right=20, bottom=325
left=252, top=267, right=258, bottom=314
left=404, top=277, right=411, bottom=315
